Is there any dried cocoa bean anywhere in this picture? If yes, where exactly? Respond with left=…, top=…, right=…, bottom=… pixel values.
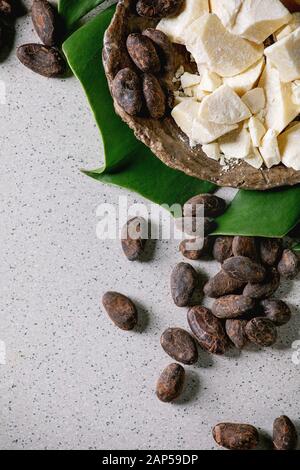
left=187, top=306, right=228, bottom=355
left=212, top=295, right=255, bottom=319
left=213, top=423, right=259, bottom=450
left=160, top=328, right=198, bottom=365
left=204, top=270, right=246, bottom=298
left=213, top=236, right=233, bottom=263
left=232, top=236, right=258, bottom=261
left=121, top=217, right=147, bottom=261
left=260, top=238, right=283, bottom=266
left=16, top=44, right=66, bottom=77
left=179, top=237, right=212, bottom=260
left=142, top=28, right=174, bottom=72
left=102, top=291, right=138, bottom=330
left=170, top=262, right=198, bottom=307
left=0, top=0, right=13, bottom=16
left=223, top=256, right=266, bottom=283
left=245, top=317, right=277, bottom=347
left=156, top=363, right=185, bottom=402
left=184, top=194, right=227, bottom=218
left=31, top=0, right=60, bottom=47
left=142, top=73, right=166, bottom=119
left=278, top=249, right=299, bottom=279
left=243, top=267, right=280, bottom=300
left=112, top=68, right=143, bottom=116
left=225, top=319, right=248, bottom=349
left=126, top=34, right=160, bottom=73
left=273, top=415, right=298, bottom=450
left=175, top=216, right=217, bottom=237
left=136, top=0, right=184, bottom=18
left=260, top=299, right=291, bottom=326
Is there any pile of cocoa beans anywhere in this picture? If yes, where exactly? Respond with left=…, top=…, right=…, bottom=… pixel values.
left=102, top=192, right=299, bottom=450
left=16, top=0, right=66, bottom=77
left=112, top=1, right=185, bottom=118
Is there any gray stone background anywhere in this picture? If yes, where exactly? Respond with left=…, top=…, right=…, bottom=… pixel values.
left=0, top=1, right=299, bottom=450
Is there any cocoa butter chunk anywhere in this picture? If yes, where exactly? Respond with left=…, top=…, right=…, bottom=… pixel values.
left=213, top=236, right=233, bottom=263
left=232, top=236, right=258, bottom=260
left=243, top=267, right=280, bottom=300
left=278, top=249, right=300, bottom=279
left=170, top=262, right=198, bottom=307
left=156, top=363, right=185, bottom=402
left=260, top=299, right=291, bottom=326
left=204, top=270, right=245, bottom=298
left=273, top=415, right=298, bottom=451
left=245, top=317, right=277, bottom=347
left=142, top=28, right=174, bottom=72
left=225, top=319, right=248, bottom=349
left=212, top=295, right=255, bottom=319
left=187, top=306, right=228, bottom=355
left=213, top=423, right=259, bottom=450
left=112, top=68, right=143, bottom=116
left=260, top=238, right=283, bottom=266
left=126, top=34, right=161, bottom=73
left=223, top=256, right=266, bottom=283
left=121, top=217, right=147, bottom=261
left=160, top=328, right=198, bottom=365
left=31, top=0, right=61, bottom=47
left=102, top=291, right=138, bottom=330
left=184, top=194, right=227, bottom=218
left=179, top=237, right=212, bottom=260
left=16, top=44, right=66, bottom=77
left=142, top=73, right=166, bottom=119
left=136, top=0, right=184, bottom=18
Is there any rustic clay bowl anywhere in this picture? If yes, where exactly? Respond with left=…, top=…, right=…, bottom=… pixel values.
left=103, top=0, right=300, bottom=190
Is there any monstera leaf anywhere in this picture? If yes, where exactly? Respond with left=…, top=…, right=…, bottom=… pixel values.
left=60, top=0, right=300, bottom=237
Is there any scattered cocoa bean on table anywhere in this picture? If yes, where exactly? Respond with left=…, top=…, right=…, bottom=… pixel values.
left=212, top=423, right=259, bottom=450
left=102, top=291, right=138, bottom=330
left=278, top=249, right=300, bottom=279
left=121, top=216, right=147, bottom=261
left=212, top=294, right=255, bottom=319
left=260, top=299, right=291, bottom=326
left=273, top=415, right=298, bottom=450
left=213, top=236, right=233, bottom=263
left=156, top=363, right=185, bottom=402
left=204, top=269, right=246, bottom=298
left=245, top=317, right=278, bottom=347
left=171, top=262, right=198, bottom=307
left=225, top=319, right=248, bottom=349
left=31, top=0, right=60, bottom=47
left=243, top=267, right=280, bottom=299
left=232, top=236, right=258, bottom=260
left=160, top=327, right=198, bottom=365
left=260, top=238, right=283, bottom=266
left=223, top=256, right=266, bottom=283
left=16, top=43, right=66, bottom=77
left=179, top=237, right=212, bottom=260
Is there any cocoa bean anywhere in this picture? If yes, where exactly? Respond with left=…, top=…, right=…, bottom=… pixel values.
left=245, top=317, right=277, bottom=347
left=136, top=0, right=184, bottom=18
left=243, top=267, right=280, bottom=300
left=142, top=28, right=174, bottom=72
left=187, top=306, right=229, bottom=355
left=179, top=237, right=212, bottom=260
left=278, top=249, right=299, bottom=279
left=232, top=236, right=258, bottom=260
left=16, top=44, right=66, bottom=77
left=176, top=216, right=217, bottom=237
left=273, top=415, right=298, bottom=450
left=225, top=319, right=248, bottom=349
left=260, top=299, right=291, bottom=326
left=102, top=291, right=138, bottom=330
left=260, top=238, right=283, bottom=266
left=142, top=73, right=166, bottom=119
left=31, top=0, right=60, bottom=47
left=212, top=295, right=255, bottom=319
left=156, top=363, right=185, bottom=402
left=112, top=68, right=143, bottom=116
left=126, top=33, right=160, bottom=73
left=121, top=217, right=147, bottom=261
left=184, top=194, right=227, bottom=218
left=204, top=270, right=246, bottom=298
left=160, top=328, right=198, bottom=365
left=213, top=423, right=259, bottom=450
left=213, top=236, right=233, bottom=263
left=170, top=262, right=198, bottom=307
left=223, top=256, right=266, bottom=283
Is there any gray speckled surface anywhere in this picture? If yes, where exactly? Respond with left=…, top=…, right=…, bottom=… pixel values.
left=0, top=1, right=300, bottom=451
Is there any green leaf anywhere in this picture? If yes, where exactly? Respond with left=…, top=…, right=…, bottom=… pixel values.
left=58, top=0, right=105, bottom=27
left=214, top=186, right=300, bottom=238
left=293, top=243, right=300, bottom=252
left=62, top=6, right=215, bottom=207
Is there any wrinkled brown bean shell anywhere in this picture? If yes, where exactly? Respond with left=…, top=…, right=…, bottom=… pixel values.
left=260, top=299, right=291, bottom=326
left=245, top=317, right=277, bottom=347
left=213, top=423, right=259, bottom=450
left=31, top=0, right=60, bottom=47
left=243, top=267, right=280, bottom=300
left=171, top=262, right=198, bottom=307
left=179, top=237, right=212, bottom=260
left=126, top=33, right=161, bottom=73
left=278, top=249, right=299, bottom=279
left=156, top=363, right=185, bottom=402
left=17, top=44, right=66, bottom=77
left=260, top=238, right=283, bottom=266
left=223, top=256, right=266, bottom=283
left=112, top=68, right=143, bottom=116
left=142, top=28, right=174, bottom=72
left=160, top=328, right=198, bottom=365
left=232, top=236, right=258, bottom=261
left=143, top=73, right=166, bottom=119
left=212, top=295, right=255, bottom=319
left=184, top=194, right=227, bottom=218
left=225, top=319, right=248, bottom=349
left=204, top=270, right=245, bottom=298
left=213, top=236, right=233, bottom=263
left=102, top=291, right=138, bottom=330
left=136, top=0, right=184, bottom=18
left=187, top=306, right=228, bottom=355
left=121, top=216, right=147, bottom=260
left=273, top=415, right=298, bottom=450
